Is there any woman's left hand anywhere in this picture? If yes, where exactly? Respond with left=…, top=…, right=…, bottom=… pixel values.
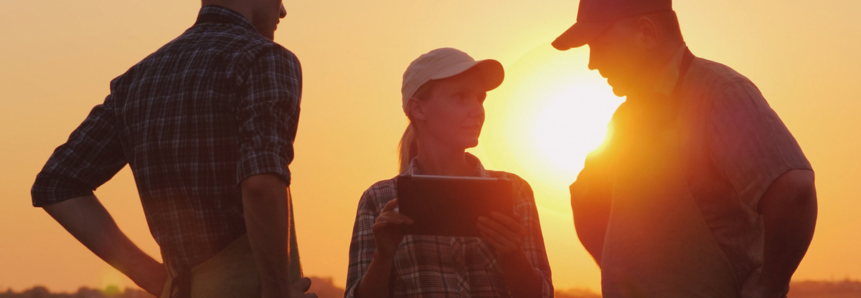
left=477, top=211, right=527, bottom=258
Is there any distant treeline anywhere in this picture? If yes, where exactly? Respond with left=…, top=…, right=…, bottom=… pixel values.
left=789, top=280, right=861, bottom=298
left=0, top=286, right=150, bottom=298
left=2, top=278, right=859, bottom=298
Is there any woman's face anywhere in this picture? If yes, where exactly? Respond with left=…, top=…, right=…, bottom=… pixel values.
left=412, top=68, right=487, bottom=151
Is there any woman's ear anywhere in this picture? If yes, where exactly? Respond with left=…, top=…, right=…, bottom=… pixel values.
left=406, top=97, right=427, bottom=121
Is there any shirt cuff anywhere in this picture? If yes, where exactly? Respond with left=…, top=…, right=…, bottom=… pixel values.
left=31, top=173, right=95, bottom=207
left=236, top=151, right=292, bottom=186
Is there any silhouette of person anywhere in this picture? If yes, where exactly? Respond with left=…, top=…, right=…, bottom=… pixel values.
left=552, top=0, right=817, bottom=297
left=344, top=48, right=554, bottom=298
left=30, top=1, right=314, bottom=297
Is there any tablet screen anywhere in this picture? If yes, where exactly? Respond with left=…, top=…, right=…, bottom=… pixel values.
left=396, top=175, right=514, bottom=237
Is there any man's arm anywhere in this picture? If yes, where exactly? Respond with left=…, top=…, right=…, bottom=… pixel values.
left=241, top=174, right=306, bottom=298
left=707, top=81, right=817, bottom=297
left=755, top=169, right=817, bottom=297
left=32, top=102, right=167, bottom=293
left=570, top=107, right=627, bottom=266
left=571, top=179, right=611, bottom=266
left=43, top=195, right=166, bottom=295
left=234, top=45, right=305, bottom=297
left=570, top=150, right=614, bottom=266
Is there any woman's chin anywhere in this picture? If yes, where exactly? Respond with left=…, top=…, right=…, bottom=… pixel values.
left=460, top=138, right=480, bottom=150
left=433, top=133, right=480, bottom=151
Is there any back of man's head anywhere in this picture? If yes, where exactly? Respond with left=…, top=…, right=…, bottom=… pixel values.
left=647, top=10, right=684, bottom=44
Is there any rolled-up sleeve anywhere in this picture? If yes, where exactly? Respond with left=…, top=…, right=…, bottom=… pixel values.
left=708, top=81, right=812, bottom=210
left=235, top=46, right=302, bottom=186
left=31, top=100, right=127, bottom=207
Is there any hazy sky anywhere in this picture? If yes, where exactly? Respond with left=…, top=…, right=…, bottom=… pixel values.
left=1, top=0, right=859, bottom=293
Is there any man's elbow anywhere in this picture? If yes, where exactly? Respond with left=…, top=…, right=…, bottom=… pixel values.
left=240, top=174, right=288, bottom=203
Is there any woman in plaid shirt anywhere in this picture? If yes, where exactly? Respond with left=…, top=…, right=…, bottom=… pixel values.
left=344, top=48, right=554, bottom=298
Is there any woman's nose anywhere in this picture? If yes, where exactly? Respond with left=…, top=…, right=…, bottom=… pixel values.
left=470, top=101, right=485, bottom=119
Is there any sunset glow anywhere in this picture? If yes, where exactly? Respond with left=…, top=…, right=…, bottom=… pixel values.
left=0, top=0, right=859, bottom=294
left=530, top=80, right=619, bottom=178
left=478, top=45, right=622, bottom=188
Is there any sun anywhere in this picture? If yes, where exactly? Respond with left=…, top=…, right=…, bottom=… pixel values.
left=475, top=44, right=623, bottom=192
left=531, top=81, right=621, bottom=179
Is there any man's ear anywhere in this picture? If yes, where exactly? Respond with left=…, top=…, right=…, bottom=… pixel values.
left=633, top=17, right=660, bottom=50
left=406, top=97, right=427, bottom=121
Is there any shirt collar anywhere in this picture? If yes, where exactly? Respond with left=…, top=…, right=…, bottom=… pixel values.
left=404, top=153, right=489, bottom=177
left=652, top=43, right=689, bottom=97
left=195, top=5, right=258, bottom=33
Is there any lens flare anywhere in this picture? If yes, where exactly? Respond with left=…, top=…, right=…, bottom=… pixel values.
left=479, top=45, right=623, bottom=191
left=531, top=82, right=620, bottom=179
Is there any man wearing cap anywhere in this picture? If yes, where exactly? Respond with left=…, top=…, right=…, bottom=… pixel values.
left=553, top=0, right=817, bottom=297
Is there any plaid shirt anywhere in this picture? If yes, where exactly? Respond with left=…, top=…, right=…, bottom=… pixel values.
left=31, top=5, right=302, bottom=271
left=345, top=154, right=554, bottom=298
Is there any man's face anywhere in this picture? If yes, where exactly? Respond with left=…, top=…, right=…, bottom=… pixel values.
left=250, top=0, right=287, bottom=40
left=586, top=20, right=651, bottom=97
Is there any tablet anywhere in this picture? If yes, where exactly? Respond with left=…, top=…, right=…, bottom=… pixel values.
left=396, top=174, right=514, bottom=237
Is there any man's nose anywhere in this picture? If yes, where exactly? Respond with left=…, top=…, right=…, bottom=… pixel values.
left=587, top=54, right=598, bottom=71
left=279, top=3, right=287, bottom=19
left=587, top=46, right=601, bottom=71
left=587, top=59, right=597, bottom=71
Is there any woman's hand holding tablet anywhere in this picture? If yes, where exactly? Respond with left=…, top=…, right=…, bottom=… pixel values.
left=372, top=199, right=414, bottom=257
left=477, top=212, right=527, bottom=257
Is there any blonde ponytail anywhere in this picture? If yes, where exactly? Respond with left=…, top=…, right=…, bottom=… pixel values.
left=398, top=124, right=418, bottom=173
left=399, top=80, right=436, bottom=173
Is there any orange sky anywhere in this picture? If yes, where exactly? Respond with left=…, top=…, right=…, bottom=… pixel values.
left=1, top=0, right=859, bottom=293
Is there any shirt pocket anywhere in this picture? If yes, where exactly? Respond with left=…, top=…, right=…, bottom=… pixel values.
left=470, top=238, right=500, bottom=271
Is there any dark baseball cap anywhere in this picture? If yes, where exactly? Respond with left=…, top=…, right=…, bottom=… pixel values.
left=552, top=0, right=673, bottom=50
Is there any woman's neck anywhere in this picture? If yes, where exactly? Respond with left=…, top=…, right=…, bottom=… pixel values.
left=414, top=141, right=473, bottom=177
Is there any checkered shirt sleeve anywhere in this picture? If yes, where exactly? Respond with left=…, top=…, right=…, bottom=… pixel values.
left=235, top=46, right=303, bottom=185
left=708, top=80, right=812, bottom=210
left=344, top=182, right=387, bottom=298
left=509, top=174, right=555, bottom=297
left=31, top=100, right=126, bottom=206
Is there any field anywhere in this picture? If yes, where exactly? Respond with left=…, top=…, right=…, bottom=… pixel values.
left=2, top=278, right=859, bottom=298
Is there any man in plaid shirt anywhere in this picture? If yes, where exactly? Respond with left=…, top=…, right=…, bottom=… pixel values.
left=30, top=1, right=313, bottom=297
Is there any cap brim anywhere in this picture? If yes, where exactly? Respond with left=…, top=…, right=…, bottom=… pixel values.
left=552, top=21, right=611, bottom=50
left=429, top=59, right=505, bottom=92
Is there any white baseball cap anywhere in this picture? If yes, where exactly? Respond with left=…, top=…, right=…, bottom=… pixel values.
left=401, top=48, right=505, bottom=112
